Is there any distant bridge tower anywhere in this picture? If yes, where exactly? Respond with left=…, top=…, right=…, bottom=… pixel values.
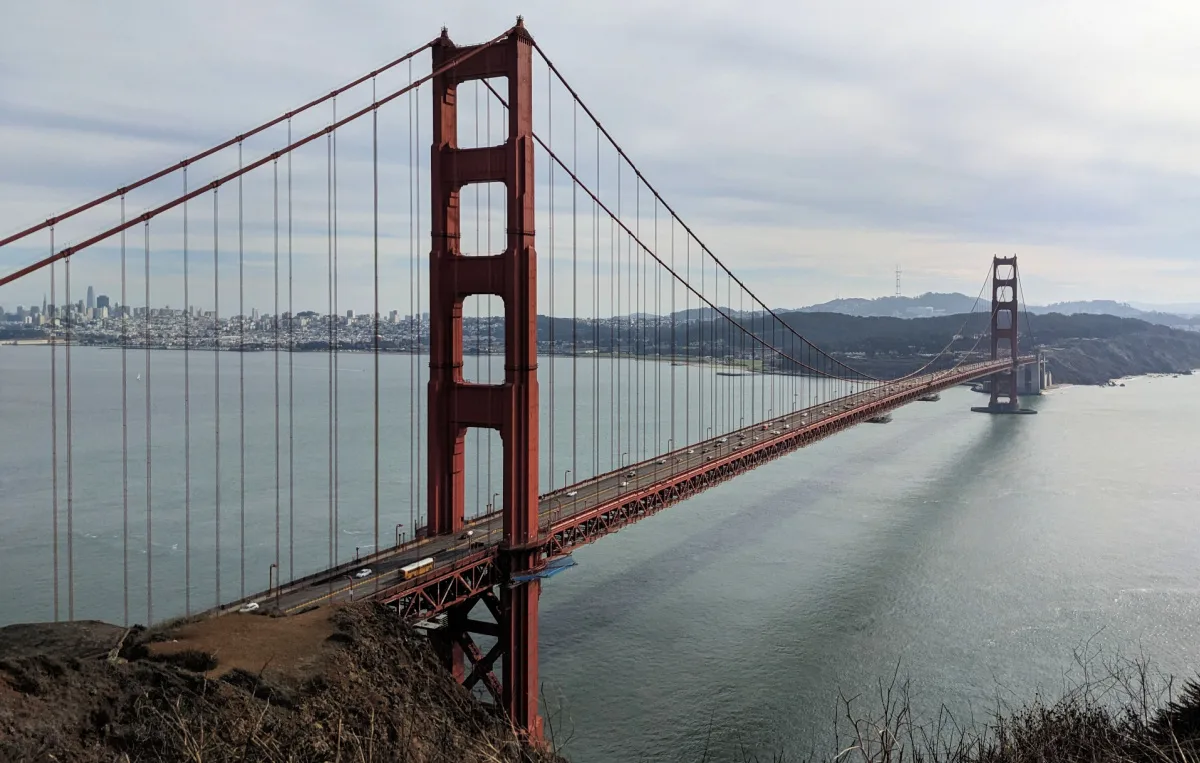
left=972, top=255, right=1036, bottom=414
left=427, top=20, right=543, bottom=739
left=988, top=256, right=1019, bottom=410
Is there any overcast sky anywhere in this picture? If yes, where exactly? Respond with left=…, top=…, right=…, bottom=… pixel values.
left=3, top=1, right=1200, bottom=314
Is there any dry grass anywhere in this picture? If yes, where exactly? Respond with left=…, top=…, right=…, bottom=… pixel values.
left=712, top=648, right=1200, bottom=763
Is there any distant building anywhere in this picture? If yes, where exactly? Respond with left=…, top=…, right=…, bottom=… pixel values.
left=86, top=286, right=95, bottom=310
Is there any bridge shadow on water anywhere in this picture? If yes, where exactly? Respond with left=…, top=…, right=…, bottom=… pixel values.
left=540, top=399, right=1032, bottom=651
left=539, top=399, right=1037, bottom=760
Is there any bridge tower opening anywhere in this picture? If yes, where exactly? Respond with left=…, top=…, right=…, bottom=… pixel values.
left=427, top=21, right=543, bottom=738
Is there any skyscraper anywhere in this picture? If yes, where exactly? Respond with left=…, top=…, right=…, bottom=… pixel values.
left=86, top=286, right=95, bottom=310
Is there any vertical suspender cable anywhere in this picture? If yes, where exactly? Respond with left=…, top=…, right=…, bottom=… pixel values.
left=548, top=78, right=555, bottom=493
left=50, top=250, right=59, bottom=622
left=416, top=82, right=423, bottom=529
left=287, top=118, right=295, bottom=582
left=238, top=142, right=246, bottom=600
left=408, top=61, right=416, bottom=541
left=273, top=156, right=281, bottom=589
left=667, top=205, right=676, bottom=453
left=327, top=130, right=334, bottom=586
left=213, top=190, right=221, bottom=606
left=635, top=180, right=641, bottom=461
left=333, top=98, right=341, bottom=565
left=593, top=122, right=601, bottom=479
left=657, top=199, right=667, bottom=455
left=65, top=252, right=74, bottom=620
left=372, top=80, right=380, bottom=582
left=570, top=84, right=579, bottom=488
left=48, top=250, right=58, bottom=619
left=121, top=201, right=130, bottom=625
left=144, top=221, right=153, bottom=624
left=608, top=139, right=615, bottom=470
left=615, top=158, right=621, bottom=469
left=696, top=241, right=700, bottom=441
left=183, top=166, right=191, bottom=615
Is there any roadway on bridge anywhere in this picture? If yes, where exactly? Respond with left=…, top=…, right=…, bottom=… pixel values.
left=239, top=366, right=991, bottom=617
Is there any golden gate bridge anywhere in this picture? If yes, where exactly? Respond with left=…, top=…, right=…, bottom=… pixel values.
left=0, top=19, right=1037, bottom=739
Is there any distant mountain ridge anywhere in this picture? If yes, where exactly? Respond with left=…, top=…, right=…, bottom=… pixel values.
left=797, top=292, right=1200, bottom=329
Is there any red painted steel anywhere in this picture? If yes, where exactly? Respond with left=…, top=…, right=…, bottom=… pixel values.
left=426, top=19, right=543, bottom=740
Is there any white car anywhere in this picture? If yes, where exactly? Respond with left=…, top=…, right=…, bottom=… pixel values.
left=619, top=480, right=630, bottom=487
left=238, top=602, right=259, bottom=613
left=655, top=459, right=666, bottom=465
left=566, top=490, right=578, bottom=497
left=458, top=530, right=475, bottom=540
left=718, top=437, right=728, bottom=443
left=355, top=568, right=372, bottom=579
left=687, top=449, right=695, bottom=454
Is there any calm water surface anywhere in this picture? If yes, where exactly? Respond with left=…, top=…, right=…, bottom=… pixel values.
left=1, top=346, right=1197, bottom=761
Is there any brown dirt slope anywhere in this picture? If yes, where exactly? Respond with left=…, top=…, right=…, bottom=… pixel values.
left=0, top=603, right=562, bottom=763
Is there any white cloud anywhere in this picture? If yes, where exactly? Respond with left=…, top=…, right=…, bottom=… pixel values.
left=3, top=0, right=1200, bottom=315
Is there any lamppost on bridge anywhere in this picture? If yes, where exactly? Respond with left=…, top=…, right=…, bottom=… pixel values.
left=395, top=523, right=404, bottom=548
left=563, top=468, right=571, bottom=490
left=621, top=451, right=628, bottom=468
left=268, top=563, right=279, bottom=611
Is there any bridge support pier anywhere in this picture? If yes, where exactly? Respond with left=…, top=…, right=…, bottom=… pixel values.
left=972, top=255, right=1037, bottom=415
left=427, top=20, right=544, bottom=740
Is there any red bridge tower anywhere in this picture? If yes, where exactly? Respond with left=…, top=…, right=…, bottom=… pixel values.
left=427, top=21, right=543, bottom=738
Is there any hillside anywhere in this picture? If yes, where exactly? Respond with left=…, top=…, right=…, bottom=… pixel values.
left=549, top=310, right=1200, bottom=386
left=797, top=293, right=1200, bottom=329
left=0, top=604, right=561, bottom=763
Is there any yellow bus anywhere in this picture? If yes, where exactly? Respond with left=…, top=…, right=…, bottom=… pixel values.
left=401, top=557, right=435, bottom=580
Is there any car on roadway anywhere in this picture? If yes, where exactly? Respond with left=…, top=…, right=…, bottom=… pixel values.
left=655, top=459, right=666, bottom=465
left=566, top=490, right=578, bottom=497
left=687, top=449, right=695, bottom=454
left=458, top=530, right=475, bottom=540
left=238, top=602, right=260, bottom=613
left=355, top=568, right=372, bottom=579
left=625, top=470, right=636, bottom=477
left=718, top=437, right=728, bottom=443
left=619, top=480, right=630, bottom=487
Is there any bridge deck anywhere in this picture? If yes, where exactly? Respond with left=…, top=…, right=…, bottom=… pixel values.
left=231, top=358, right=1031, bottom=620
